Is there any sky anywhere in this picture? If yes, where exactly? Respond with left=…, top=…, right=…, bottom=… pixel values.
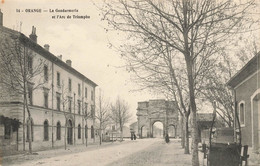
left=0, top=0, right=162, bottom=124
left=1, top=0, right=258, bottom=126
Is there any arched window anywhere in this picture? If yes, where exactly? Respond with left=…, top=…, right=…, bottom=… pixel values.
left=26, top=118, right=34, bottom=142
left=78, top=124, right=81, bottom=139
left=239, top=102, right=245, bottom=126
left=44, top=120, right=49, bottom=141
left=91, top=125, right=94, bottom=139
left=57, top=122, right=61, bottom=140
left=85, top=125, right=88, bottom=138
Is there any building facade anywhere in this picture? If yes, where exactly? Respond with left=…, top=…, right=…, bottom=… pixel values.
left=0, top=12, right=97, bottom=154
left=227, top=53, right=260, bottom=152
left=136, top=99, right=180, bottom=138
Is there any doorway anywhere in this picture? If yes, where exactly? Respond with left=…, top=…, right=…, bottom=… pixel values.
left=67, top=119, right=73, bottom=145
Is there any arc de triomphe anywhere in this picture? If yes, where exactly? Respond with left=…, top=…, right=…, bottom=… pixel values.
left=136, top=99, right=179, bottom=138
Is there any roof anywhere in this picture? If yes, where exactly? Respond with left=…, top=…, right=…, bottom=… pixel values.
left=0, top=25, right=98, bottom=87
left=227, top=52, right=260, bottom=88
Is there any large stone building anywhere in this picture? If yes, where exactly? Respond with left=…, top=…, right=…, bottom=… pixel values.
left=0, top=11, right=97, bottom=154
left=227, top=53, right=260, bottom=152
left=136, top=99, right=180, bottom=138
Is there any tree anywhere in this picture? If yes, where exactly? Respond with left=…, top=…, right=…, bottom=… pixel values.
left=99, top=0, right=258, bottom=165
left=0, top=33, right=47, bottom=153
left=110, top=97, right=132, bottom=141
left=59, top=81, right=71, bottom=150
left=95, top=89, right=111, bottom=145
left=198, top=40, right=258, bottom=127
left=118, top=41, right=191, bottom=153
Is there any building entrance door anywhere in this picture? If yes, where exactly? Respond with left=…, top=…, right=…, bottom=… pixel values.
left=67, top=119, right=73, bottom=145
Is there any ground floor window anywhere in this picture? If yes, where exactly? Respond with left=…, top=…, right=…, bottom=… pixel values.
left=91, top=125, right=94, bottom=138
left=44, top=120, right=49, bottom=141
left=26, top=118, right=34, bottom=142
left=78, top=124, right=81, bottom=139
left=239, top=101, right=245, bottom=126
left=57, top=122, right=61, bottom=140
left=4, top=122, right=11, bottom=139
left=85, top=125, right=88, bottom=138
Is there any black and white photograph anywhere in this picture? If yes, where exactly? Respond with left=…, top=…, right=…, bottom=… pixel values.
left=0, top=0, right=259, bottom=165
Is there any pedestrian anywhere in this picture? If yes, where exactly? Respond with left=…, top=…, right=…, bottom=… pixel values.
left=134, top=134, right=136, bottom=140
left=165, top=134, right=169, bottom=143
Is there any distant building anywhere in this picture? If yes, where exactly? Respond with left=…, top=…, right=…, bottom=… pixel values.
left=103, top=123, right=131, bottom=141
left=0, top=11, right=97, bottom=154
left=227, top=53, right=260, bottom=152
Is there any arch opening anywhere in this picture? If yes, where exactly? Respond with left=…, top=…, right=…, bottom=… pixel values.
left=152, top=121, right=164, bottom=138
left=168, top=125, right=176, bottom=138
left=67, top=119, right=73, bottom=145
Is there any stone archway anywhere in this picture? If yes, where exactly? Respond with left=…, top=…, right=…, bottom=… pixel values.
left=137, top=99, right=179, bottom=138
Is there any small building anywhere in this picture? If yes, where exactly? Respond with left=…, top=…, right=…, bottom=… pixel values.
left=197, top=113, right=214, bottom=143
left=227, top=53, right=260, bottom=152
left=103, top=124, right=130, bottom=141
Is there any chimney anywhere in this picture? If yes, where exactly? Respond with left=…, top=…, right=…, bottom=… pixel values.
left=0, top=9, right=3, bottom=26
left=29, top=26, right=37, bottom=43
left=57, top=55, right=62, bottom=60
left=44, top=44, right=50, bottom=51
left=66, top=60, right=72, bottom=66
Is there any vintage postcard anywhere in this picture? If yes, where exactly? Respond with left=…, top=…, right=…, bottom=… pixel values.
left=0, top=0, right=259, bottom=166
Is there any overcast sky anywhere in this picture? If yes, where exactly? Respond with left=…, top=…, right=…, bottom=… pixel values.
left=0, top=0, right=163, bottom=124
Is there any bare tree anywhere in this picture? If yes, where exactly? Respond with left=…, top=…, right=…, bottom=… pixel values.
left=59, top=81, right=71, bottom=150
left=95, top=89, right=111, bottom=145
left=0, top=34, right=47, bottom=153
left=120, top=41, right=191, bottom=153
left=99, top=0, right=258, bottom=165
left=198, top=40, right=258, bottom=127
left=110, top=97, right=132, bottom=141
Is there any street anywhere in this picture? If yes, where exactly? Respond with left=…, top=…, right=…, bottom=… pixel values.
left=2, top=139, right=200, bottom=166
left=107, top=139, right=194, bottom=166
left=2, top=138, right=260, bottom=166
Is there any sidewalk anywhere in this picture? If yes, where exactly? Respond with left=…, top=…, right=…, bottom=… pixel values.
left=247, top=148, right=260, bottom=166
left=1, top=140, right=132, bottom=166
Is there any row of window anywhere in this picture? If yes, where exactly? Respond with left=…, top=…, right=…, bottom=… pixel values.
left=25, top=119, right=94, bottom=141
left=43, top=65, right=94, bottom=100
left=28, top=87, right=94, bottom=115
left=55, top=94, right=95, bottom=115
